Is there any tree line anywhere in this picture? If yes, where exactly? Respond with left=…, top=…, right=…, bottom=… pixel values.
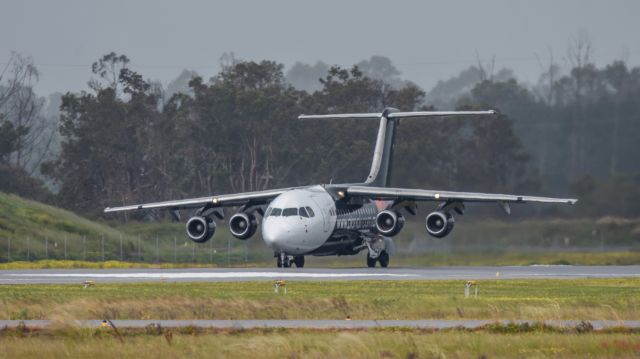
left=1, top=51, right=639, bottom=218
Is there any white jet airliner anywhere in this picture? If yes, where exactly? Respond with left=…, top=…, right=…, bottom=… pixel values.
left=105, top=108, right=577, bottom=268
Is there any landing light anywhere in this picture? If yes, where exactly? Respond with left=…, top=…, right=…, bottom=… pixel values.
left=212, top=198, right=219, bottom=204
left=435, top=193, right=440, bottom=199
left=337, top=191, right=345, bottom=198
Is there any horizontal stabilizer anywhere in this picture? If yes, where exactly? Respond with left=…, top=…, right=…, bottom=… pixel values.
left=388, top=110, right=495, bottom=119
left=298, top=113, right=381, bottom=120
left=298, top=110, right=495, bottom=120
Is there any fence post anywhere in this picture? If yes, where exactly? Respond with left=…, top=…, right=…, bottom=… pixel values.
left=101, top=233, right=105, bottom=261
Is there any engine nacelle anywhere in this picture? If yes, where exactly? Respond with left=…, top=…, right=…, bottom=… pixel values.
left=375, top=210, right=405, bottom=237
left=186, top=216, right=216, bottom=243
left=229, top=212, right=258, bottom=240
left=425, top=211, right=455, bottom=238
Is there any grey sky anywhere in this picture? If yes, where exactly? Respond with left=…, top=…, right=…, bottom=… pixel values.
left=2, top=0, right=639, bottom=96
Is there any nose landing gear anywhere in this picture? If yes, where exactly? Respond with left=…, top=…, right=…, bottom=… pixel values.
left=276, top=252, right=305, bottom=268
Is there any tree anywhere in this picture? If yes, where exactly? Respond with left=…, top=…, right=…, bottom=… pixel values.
left=285, top=61, right=329, bottom=93
left=43, top=53, right=159, bottom=215
left=88, top=52, right=130, bottom=93
left=0, top=52, right=53, bottom=175
left=180, top=60, right=307, bottom=193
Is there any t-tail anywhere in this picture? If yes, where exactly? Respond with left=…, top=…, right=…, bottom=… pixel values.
left=299, top=108, right=496, bottom=187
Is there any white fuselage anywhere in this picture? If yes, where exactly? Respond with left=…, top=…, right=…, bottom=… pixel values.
left=261, top=185, right=336, bottom=255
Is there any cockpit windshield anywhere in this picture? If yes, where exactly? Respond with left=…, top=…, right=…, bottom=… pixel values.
left=282, top=208, right=298, bottom=217
left=267, top=207, right=314, bottom=218
left=269, top=208, right=282, bottom=216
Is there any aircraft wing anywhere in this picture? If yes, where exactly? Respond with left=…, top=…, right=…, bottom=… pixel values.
left=346, top=185, right=577, bottom=205
left=104, top=187, right=296, bottom=213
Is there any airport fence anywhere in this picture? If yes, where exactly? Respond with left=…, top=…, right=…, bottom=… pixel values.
left=2, top=232, right=637, bottom=265
left=0, top=234, right=271, bottom=265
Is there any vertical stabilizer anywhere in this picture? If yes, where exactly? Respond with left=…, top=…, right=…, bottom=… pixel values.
left=364, top=108, right=398, bottom=187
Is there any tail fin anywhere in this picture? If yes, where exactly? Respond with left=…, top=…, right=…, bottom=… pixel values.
left=299, top=109, right=495, bottom=187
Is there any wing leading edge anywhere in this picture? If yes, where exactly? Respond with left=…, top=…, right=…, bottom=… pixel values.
left=104, top=187, right=296, bottom=213
left=346, top=185, right=577, bottom=205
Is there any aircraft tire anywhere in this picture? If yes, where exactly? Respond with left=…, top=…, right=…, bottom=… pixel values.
left=294, top=256, right=305, bottom=268
left=366, top=256, right=377, bottom=268
left=378, top=251, right=389, bottom=268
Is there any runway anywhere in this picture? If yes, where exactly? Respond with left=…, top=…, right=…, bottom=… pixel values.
left=1, top=319, right=640, bottom=330
left=1, top=265, right=638, bottom=284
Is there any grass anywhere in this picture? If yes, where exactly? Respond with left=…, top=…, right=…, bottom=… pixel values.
left=0, top=192, right=130, bottom=243
left=2, top=279, right=639, bottom=321
left=1, top=248, right=640, bottom=270
left=2, top=327, right=640, bottom=358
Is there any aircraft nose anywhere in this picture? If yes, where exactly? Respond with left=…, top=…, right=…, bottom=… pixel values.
left=261, top=219, right=293, bottom=250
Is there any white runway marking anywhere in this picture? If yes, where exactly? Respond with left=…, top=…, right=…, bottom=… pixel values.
left=2, top=266, right=638, bottom=283
left=6, top=272, right=416, bottom=279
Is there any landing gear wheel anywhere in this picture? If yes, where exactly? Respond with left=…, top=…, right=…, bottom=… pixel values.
left=277, top=253, right=291, bottom=268
left=378, top=251, right=389, bottom=268
left=367, top=256, right=377, bottom=268
left=294, top=256, right=305, bottom=268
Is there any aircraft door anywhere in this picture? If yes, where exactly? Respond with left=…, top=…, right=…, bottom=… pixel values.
left=310, top=196, right=329, bottom=232
left=297, top=206, right=311, bottom=240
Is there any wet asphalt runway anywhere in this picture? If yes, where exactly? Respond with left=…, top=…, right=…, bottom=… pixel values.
left=0, top=265, right=638, bottom=284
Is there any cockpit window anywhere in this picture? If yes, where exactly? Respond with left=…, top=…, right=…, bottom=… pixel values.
left=282, top=208, right=298, bottom=217
left=270, top=208, right=282, bottom=216
left=265, top=207, right=272, bottom=217
left=298, top=207, right=309, bottom=218
left=305, top=206, right=315, bottom=217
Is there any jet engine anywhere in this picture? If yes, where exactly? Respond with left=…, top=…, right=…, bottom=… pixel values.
left=229, top=212, right=258, bottom=240
left=425, top=211, right=455, bottom=238
left=375, top=210, right=405, bottom=237
left=186, top=216, right=216, bottom=243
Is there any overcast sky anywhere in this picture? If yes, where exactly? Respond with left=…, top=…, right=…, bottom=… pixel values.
left=2, top=0, right=639, bottom=96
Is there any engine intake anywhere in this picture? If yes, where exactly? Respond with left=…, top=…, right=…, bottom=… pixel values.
left=375, top=210, right=405, bottom=237
left=229, top=212, right=258, bottom=240
left=186, top=216, right=216, bottom=243
left=425, top=211, right=455, bottom=238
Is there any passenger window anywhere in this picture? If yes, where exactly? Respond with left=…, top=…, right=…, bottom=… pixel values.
left=270, top=208, right=282, bottom=216
left=299, top=207, right=309, bottom=218
left=305, top=206, right=315, bottom=217
left=283, top=208, right=298, bottom=217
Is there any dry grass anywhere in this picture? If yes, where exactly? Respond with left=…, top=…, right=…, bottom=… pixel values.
left=2, top=328, right=640, bottom=358
left=2, top=279, right=639, bottom=321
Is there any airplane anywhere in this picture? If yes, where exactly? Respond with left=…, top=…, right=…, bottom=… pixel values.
left=104, top=108, right=577, bottom=268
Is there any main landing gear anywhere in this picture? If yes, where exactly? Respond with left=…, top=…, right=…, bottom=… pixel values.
left=363, top=236, right=390, bottom=268
left=367, top=250, right=389, bottom=268
left=276, top=252, right=305, bottom=268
